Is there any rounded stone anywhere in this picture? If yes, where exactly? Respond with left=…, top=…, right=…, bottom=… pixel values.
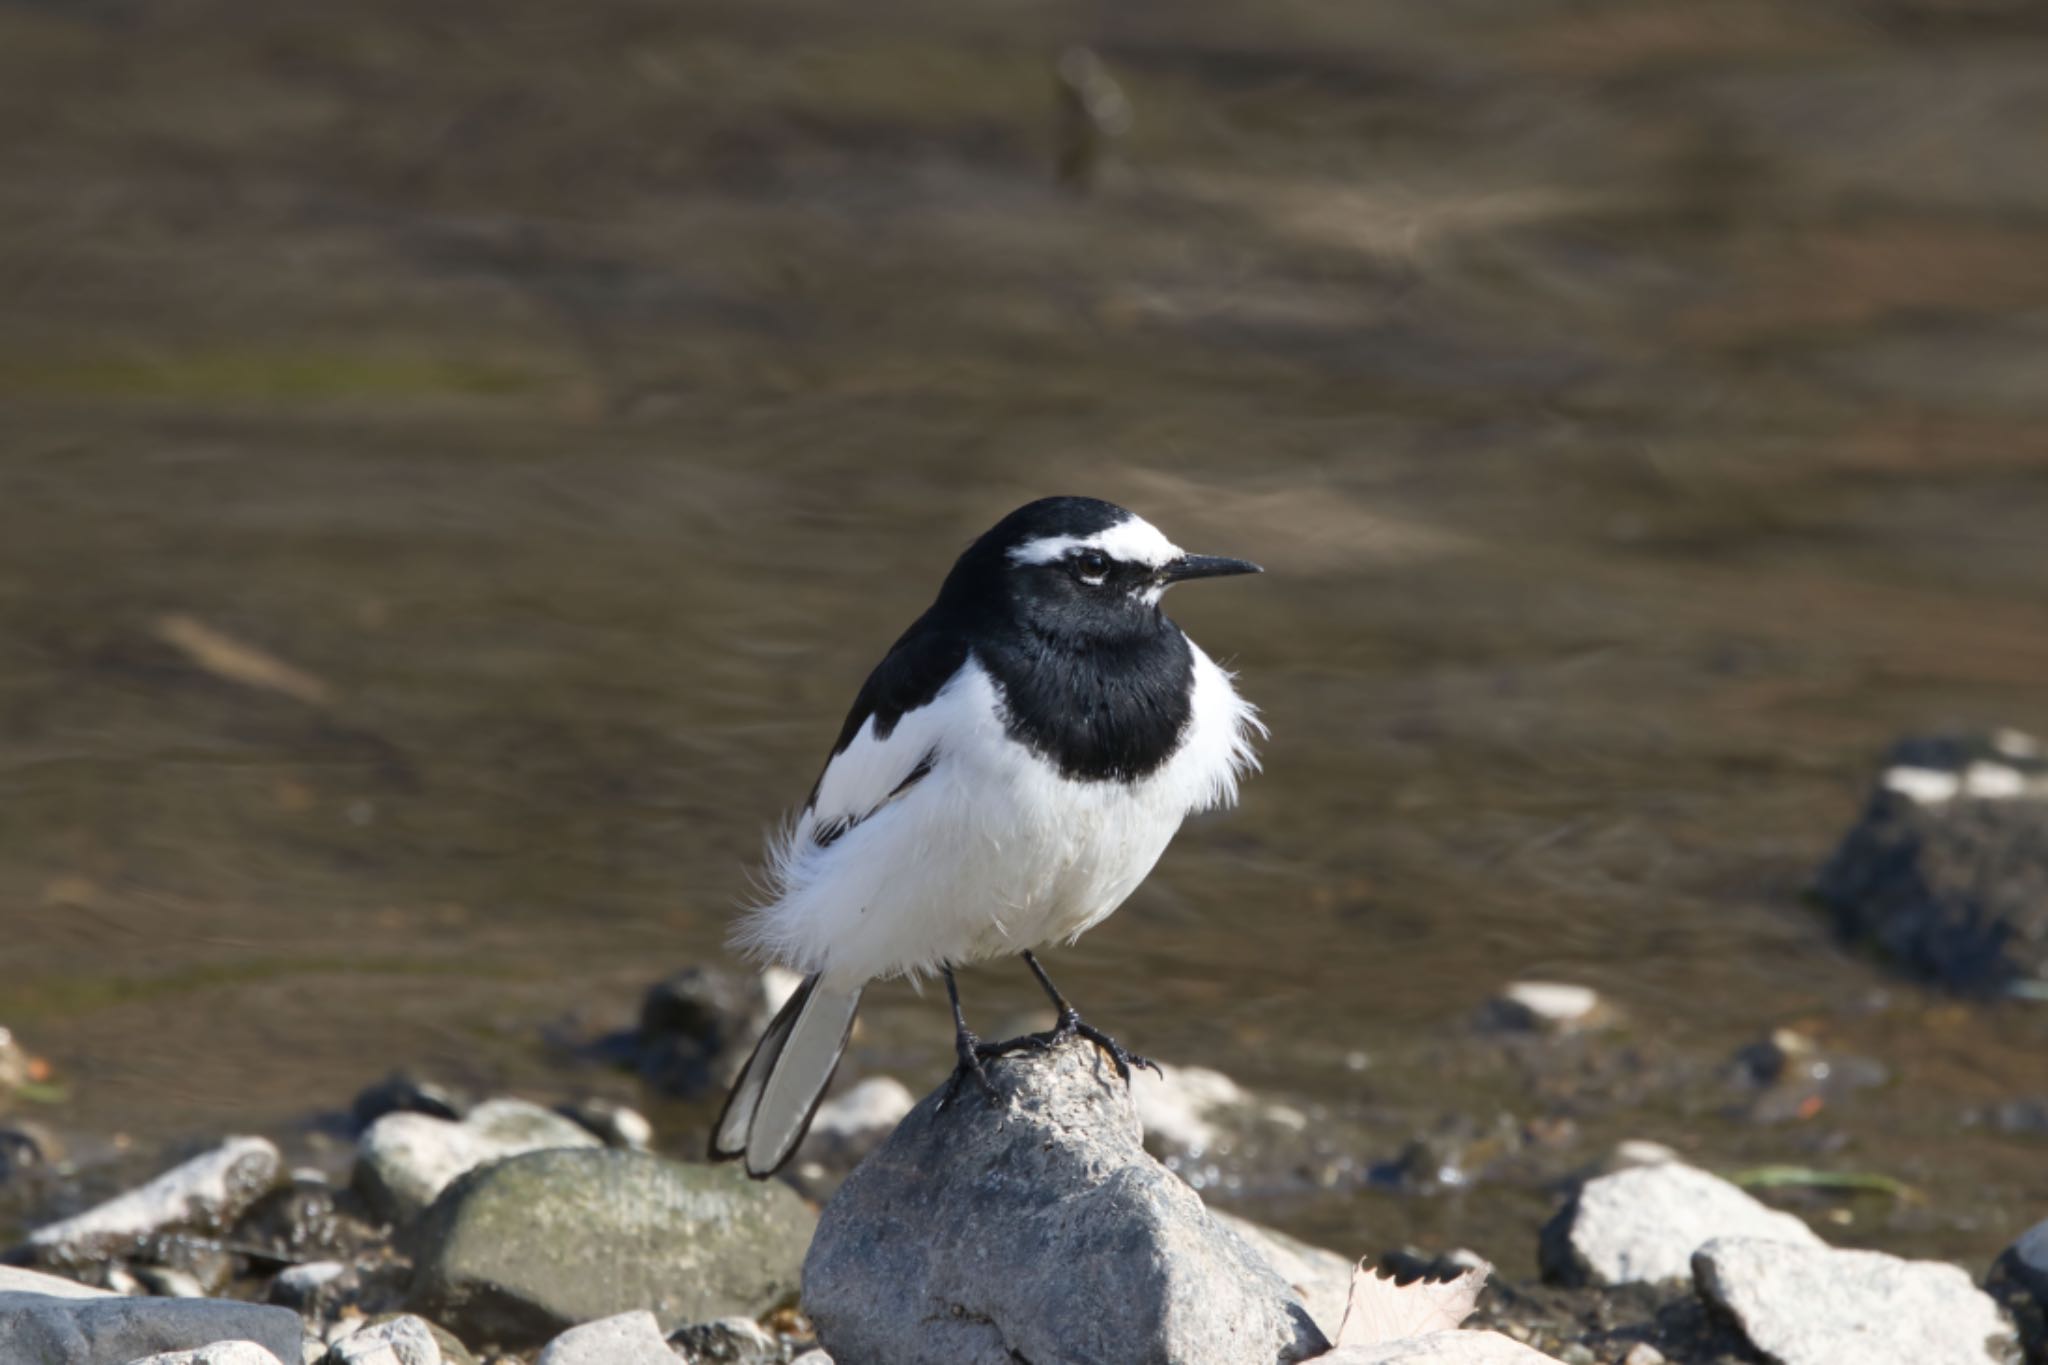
left=407, top=1147, right=814, bottom=1351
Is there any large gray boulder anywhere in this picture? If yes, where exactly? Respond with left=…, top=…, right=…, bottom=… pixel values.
left=802, top=1035, right=1329, bottom=1365
left=1692, top=1236, right=2019, bottom=1365
left=24, top=1137, right=281, bottom=1268
left=0, top=1265, right=304, bottom=1365
left=1816, top=731, right=2048, bottom=992
left=407, top=1147, right=813, bottom=1350
left=353, top=1098, right=600, bottom=1226
left=1539, top=1160, right=1823, bottom=1287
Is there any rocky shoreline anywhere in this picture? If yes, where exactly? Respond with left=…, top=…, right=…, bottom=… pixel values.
left=4, top=734, right=2047, bottom=1364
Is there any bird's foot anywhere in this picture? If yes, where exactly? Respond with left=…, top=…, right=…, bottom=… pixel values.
left=978, top=1009, right=1160, bottom=1083
left=938, top=1027, right=1002, bottom=1110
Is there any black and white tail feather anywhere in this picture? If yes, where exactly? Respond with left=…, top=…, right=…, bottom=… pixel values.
left=709, top=973, right=862, bottom=1176
left=708, top=496, right=1261, bottom=1177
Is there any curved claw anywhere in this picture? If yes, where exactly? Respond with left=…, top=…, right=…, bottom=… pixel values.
left=938, top=1029, right=1002, bottom=1110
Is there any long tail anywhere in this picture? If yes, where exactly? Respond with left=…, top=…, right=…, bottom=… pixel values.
left=709, top=973, right=863, bottom=1178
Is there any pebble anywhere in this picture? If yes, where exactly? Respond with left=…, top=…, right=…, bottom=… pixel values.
left=269, top=1260, right=350, bottom=1310
left=1539, top=1161, right=1824, bottom=1286
left=123, top=1345, right=290, bottom=1365
left=0, top=1119, right=64, bottom=1180
left=351, top=1097, right=600, bottom=1225
left=134, top=1264, right=210, bottom=1298
left=27, top=1136, right=283, bottom=1265
left=556, top=1099, right=655, bottom=1151
left=1693, top=1235, right=2017, bottom=1365
left=1483, top=982, right=1609, bottom=1033
left=327, top=1315, right=443, bottom=1365
left=667, top=1315, right=785, bottom=1363
left=407, top=1146, right=814, bottom=1349
left=350, top=1073, right=467, bottom=1131
left=534, top=1310, right=681, bottom=1365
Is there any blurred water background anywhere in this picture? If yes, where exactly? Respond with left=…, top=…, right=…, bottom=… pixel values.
left=3, top=0, right=2047, bottom=1269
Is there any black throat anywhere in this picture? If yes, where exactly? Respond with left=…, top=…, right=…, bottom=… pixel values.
left=971, top=612, right=1195, bottom=783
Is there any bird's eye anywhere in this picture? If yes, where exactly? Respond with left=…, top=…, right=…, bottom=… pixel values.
left=1074, top=550, right=1110, bottom=582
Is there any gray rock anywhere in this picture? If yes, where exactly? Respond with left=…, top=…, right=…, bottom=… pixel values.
left=267, top=1262, right=348, bottom=1311
left=122, top=1345, right=288, bottom=1365
left=1985, top=1217, right=2048, bottom=1361
left=534, top=1311, right=678, bottom=1365
left=1693, top=1236, right=2018, bottom=1365
left=1539, top=1161, right=1823, bottom=1286
left=326, top=1316, right=441, bottom=1365
left=802, top=1034, right=1328, bottom=1365
left=557, top=1099, right=655, bottom=1151
left=667, top=1316, right=783, bottom=1363
left=25, top=1138, right=283, bottom=1268
left=788, top=1355, right=830, bottom=1365
left=631, top=967, right=790, bottom=1099
left=1, top=1119, right=65, bottom=1181
left=1211, top=1212, right=1354, bottom=1343
left=350, top=1074, right=467, bottom=1131
left=1816, top=730, right=2048, bottom=992
left=0, top=1264, right=303, bottom=1365
left=408, top=1147, right=812, bottom=1350
left=353, top=1098, right=600, bottom=1225
left=131, top=1266, right=208, bottom=1299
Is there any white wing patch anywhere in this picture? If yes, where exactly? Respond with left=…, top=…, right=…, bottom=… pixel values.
left=1008, top=512, right=1181, bottom=568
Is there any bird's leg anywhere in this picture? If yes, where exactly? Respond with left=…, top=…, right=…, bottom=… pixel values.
left=938, top=966, right=1001, bottom=1109
left=977, top=950, right=1162, bottom=1082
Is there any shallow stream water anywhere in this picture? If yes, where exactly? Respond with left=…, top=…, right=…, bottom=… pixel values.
left=3, top=0, right=2047, bottom=1271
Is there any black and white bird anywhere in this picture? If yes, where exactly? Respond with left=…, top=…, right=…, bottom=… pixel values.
left=711, top=496, right=1263, bottom=1177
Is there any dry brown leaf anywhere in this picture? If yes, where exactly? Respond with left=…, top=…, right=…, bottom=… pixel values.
left=1335, top=1260, right=1490, bottom=1348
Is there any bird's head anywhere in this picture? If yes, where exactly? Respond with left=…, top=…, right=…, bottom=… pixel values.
left=943, top=496, right=1261, bottom=643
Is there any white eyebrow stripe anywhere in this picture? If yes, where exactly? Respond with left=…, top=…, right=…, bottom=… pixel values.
left=1008, top=515, right=1182, bottom=568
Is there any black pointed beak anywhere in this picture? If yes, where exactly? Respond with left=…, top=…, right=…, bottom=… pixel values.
left=1160, top=554, right=1263, bottom=584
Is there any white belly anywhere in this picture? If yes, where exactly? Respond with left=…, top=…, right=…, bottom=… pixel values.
left=739, top=643, right=1260, bottom=986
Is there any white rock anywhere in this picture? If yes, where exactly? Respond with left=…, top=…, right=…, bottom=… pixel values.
left=124, top=1344, right=288, bottom=1365
left=1486, top=982, right=1607, bottom=1032
left=352, top=1097, right=600, bottom=1223
left=762, top=966, right=805, bottom=1015
left=803, top=1077, right=915, bottom=1161
left=1609, top=1140, right=1682, bottom=1169
left=1540, top=1162, right=1824, bottom=1286
left=534, top=1310, right=677, bottom=1365
left=269, top=1260, right=348, bottom=1308
left=1213, top=1210, right=1354, bottom=1342
left=1693, top=1236, right=2017, bottom=1365
left=30, top=1136, right=282, bottom=1257
left=789, top=1354, right=833, bottom=1365
left=326, top=1315, right=441, bottom=1365
left=1315, top=1334, right=1568, bottom=1363
left=1130, top=1061, right=1249, bottom=1154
